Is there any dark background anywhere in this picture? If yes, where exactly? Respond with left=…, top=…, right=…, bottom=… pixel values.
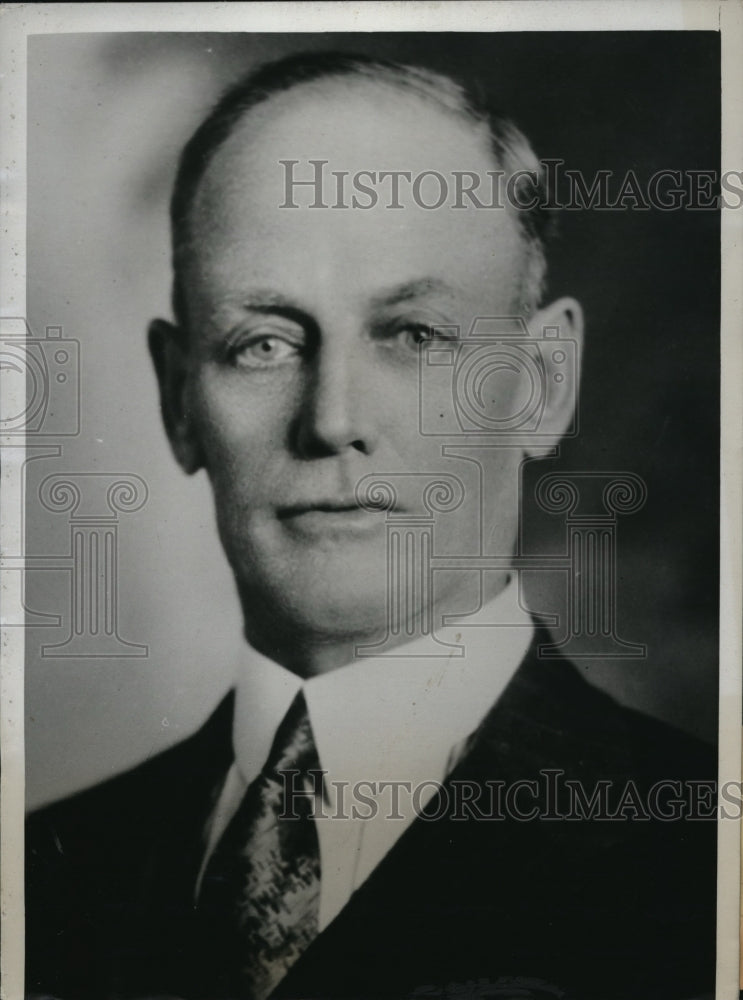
left=25, top=32, right=720, bottom=808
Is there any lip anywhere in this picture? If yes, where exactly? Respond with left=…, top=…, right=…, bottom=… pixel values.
left=280, top=499, right=363, bottom=515
left=278, top=500, right=386, bottom=537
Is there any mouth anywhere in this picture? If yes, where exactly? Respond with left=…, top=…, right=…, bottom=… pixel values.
left=277, top=499, right=385, bottom=537
left=281, top=499, right=360, bottom=514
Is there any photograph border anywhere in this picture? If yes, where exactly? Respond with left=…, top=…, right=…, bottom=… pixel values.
left=1, top=3, right=741, bottom=998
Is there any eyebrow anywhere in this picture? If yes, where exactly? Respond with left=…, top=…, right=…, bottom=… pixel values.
left=240, top=290, right=305, bottom=313
left=368, top=278, right=458, bottom=309
left=214, top=277, right=458, bottom=328
left=204, top=293, right=314, bottom=340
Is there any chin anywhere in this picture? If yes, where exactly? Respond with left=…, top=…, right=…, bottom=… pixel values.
left=237, top=552, right=391, bottom=639
left=294, top=596, right=389, bottom=642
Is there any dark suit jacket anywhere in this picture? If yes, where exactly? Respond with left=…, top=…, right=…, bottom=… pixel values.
left=26, top=633, right=717, bottom=1000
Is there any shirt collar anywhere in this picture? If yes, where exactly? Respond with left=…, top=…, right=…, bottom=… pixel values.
left=231, top=576, right=534, bottom=791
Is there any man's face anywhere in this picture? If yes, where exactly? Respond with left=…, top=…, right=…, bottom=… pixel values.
left=168, top=81, right=550, bottom=647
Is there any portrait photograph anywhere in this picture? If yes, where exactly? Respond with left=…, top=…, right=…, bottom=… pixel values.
left=1, top=4, right=741, bottom=1000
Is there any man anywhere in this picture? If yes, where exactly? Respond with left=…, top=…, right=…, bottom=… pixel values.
left=26, top=52, right=716, bottom=1000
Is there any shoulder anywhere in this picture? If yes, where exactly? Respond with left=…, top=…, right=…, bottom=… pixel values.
left=447, top=635, right=717, bottom=993
left=26, top=692, right=235, bottom=995
left=26, top=690, right=234, bottom=875
left=473, top=631, right=715, bottom=786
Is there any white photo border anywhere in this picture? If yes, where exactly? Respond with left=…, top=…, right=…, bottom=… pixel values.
left=1, top=4, right=740, bottom=998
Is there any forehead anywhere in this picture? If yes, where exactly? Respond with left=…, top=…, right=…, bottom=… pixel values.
left=185, top=79, right=524, bottom=318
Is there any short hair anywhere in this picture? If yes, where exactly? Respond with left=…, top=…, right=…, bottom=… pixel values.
left=170, top=51, right=554, bottom=325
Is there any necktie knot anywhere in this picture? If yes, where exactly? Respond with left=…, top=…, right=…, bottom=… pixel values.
left=265, top=690, right=318, bottom=777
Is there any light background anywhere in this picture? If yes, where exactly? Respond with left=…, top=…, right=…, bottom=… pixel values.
left=25, top=31, right=720, bottom=809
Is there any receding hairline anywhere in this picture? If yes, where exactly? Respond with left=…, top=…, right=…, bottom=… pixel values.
left=201, top=69, right=493, bottom=154
left=187, top=73, right=500, bottom=222
left=180, top=63, right=495, bottom=228
left=170, top=52, right=552, bottom=322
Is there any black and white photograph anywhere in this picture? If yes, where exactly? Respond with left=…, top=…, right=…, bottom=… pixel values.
left=1, top=4, right=741, bottom=999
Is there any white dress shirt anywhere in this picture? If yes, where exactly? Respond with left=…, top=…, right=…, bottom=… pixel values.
left=199, top=578, right=533, bottom=930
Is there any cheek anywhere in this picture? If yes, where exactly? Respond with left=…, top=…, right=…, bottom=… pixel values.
left=190, top=367, right=290, bottom=472
left=374, top=371, right=425, bottom=444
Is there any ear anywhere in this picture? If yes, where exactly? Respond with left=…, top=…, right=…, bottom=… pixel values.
left=526, top=296, right=584, bottom=457
left=148, top=319, right=204, bottom=474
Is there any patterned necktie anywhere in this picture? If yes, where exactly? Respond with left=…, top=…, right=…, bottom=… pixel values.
left=197, top=690, right=322, bottom=1000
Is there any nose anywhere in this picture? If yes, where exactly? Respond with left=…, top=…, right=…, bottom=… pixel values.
left=293, top=340, right=378, bottom=459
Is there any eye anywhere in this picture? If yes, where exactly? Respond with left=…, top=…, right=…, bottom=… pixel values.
left=229, top=332, right=303, bottom=369
left=395, top=322, right=458, bottom=350
left=402, top=323, right=435, bottom=346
